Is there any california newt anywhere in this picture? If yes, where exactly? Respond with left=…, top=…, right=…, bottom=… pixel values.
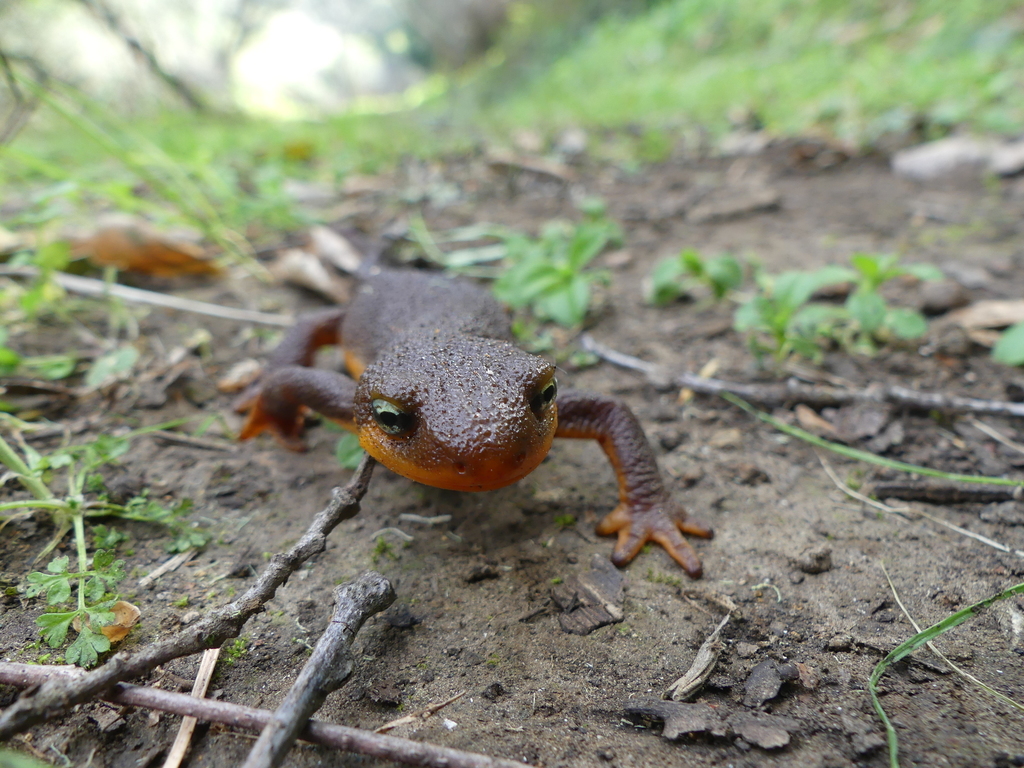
left=236, top=268, right=712, bottom=576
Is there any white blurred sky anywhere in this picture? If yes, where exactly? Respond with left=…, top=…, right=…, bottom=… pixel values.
left=1, top=0, right=431, bottom=117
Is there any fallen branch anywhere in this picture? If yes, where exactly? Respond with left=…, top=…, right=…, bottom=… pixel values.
left=872, top=482, right=1024, bottom=505
left=0, top=456, right=376, bottom=740
left=242, top=573, right=396, bottom=768
left=0, top=266, right=293, bottom=327
left=0, top=663, right=529, bottom=768
left=580, top=334, right=1024, bottom=418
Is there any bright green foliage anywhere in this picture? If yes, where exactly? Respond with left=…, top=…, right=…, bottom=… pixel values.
left=735, top=254, right=941, bottom=362
left=734, top=265, right=852, bottom=361
left=648, top=248, right=743, bottom=305
left=0, top=329, right=20, bottom=376
left=992, top=321, right=1024, bottom=366
left=24, top=549, right=126, bottom=668
left=0, top=748, right=49, bottom=768
left=335, top=432, right=366, bottom=470
left=84, top=346, right=139, bottom=389
left=493, top=201, right=620, bottom=327
left=487, top=0, right=1024, bottom=146
left=1, top=428, right=202, bottom=665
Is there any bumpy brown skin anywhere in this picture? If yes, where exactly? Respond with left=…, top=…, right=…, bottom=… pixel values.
left=237, top=269, right=712, bottom=576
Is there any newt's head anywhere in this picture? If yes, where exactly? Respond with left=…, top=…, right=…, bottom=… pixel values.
left=354, top=333, right=557, bottom=492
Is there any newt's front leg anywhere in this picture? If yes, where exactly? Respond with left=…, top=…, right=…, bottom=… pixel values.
left=235, top=308, right=357, bottom=450
left=555, top=390, right=712, bottom=577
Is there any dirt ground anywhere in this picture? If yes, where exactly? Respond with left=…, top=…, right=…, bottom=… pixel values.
left=3, top=141, right=1024, bottom=768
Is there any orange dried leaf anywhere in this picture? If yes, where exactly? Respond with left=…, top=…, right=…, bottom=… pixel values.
left=74, top=215, right=221, bottom=277
left=72, top=600, right=141, bottom=644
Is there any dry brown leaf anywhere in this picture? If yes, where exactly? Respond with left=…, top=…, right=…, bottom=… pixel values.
left=309, top=225, right=363, bottom=273
left=73, top=215, right=220, bottom=277
left=795, top=404, right=837, bottom=437
left=217, top=358, right=262, bottom=393
left=269, top=248, right=349, bottom=302
left=945, top=299, right=1024, bottom=330
left=73, top=600, right=141, bottom=643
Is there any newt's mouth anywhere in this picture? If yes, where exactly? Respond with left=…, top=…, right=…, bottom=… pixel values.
left=359, top=420, right=556, bottom=492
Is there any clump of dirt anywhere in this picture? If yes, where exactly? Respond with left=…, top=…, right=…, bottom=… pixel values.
left=3, top=144, right=1024, bottom=767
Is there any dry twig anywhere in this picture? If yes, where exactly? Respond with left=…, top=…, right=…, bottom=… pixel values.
left=580, top=334, right=1024, bottom=418
left=0, top=663, right=529, bottom=768
left=376, top=691, right=467, bottom=734
left=0, top=266, right=293, bottom=326
left=242, top=573, right=396, bottom=768
left=816, top=453, right=1024, bottom=559
left=0, top=456, right=376, bottom=740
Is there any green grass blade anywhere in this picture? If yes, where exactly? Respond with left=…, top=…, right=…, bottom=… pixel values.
left=722, top=393, right=1024, bottom=487
left=869, top=581, right=1024, bottom=768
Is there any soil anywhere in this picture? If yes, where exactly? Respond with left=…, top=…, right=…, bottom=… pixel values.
left=3, top=142, right=1024, bottom=768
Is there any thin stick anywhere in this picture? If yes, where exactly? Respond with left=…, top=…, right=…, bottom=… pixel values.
left=968, top=418, right=1024, bottom=456
left=0, top=266, right=293, bottom=326
left=163, top=647, right=221, bottom=768
left=242, top=573, right=396, bottom=768
left=816, top=454, right=1024, bottom=559
left=0, top=663, right=530, bottom=768
left=137, top=549, right=198, bottom=590
left=376, top=691, right=466, bottom=734
left=581, top=334, right=1024, bottom=418
left=0, top=456, right=376, bottom=740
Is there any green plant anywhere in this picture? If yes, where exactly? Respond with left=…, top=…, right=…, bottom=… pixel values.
left=492, top=200, right=620, bottom=328
left=1, top=429, right=201, bottom=665
left=371, top=538, right=398, bottom=565
left=735, top=254, right=941, bottom=362
left=828, top=253, right=942, bottom=355
left=992, top=321, right=1024, bottom=366
left=223, top=636, right=251, bottom=664
left=334, top=432, right=365, bottom=470
left=553, top=514, right=576, bottom=529
left=734, top=264, right=851, bottom=361
left=869, top=580, right=1024, bottom=768
left=647, top=248, right=743, bottom=305
left=24, top=550, right=126, bottom=668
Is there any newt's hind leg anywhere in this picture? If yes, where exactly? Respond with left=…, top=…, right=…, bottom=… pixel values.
left=554, top=389, right=712, bottom=577
left=235, top=307, right=351, bottom=450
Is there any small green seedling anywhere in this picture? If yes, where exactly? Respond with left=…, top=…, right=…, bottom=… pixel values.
left=334, top=431, right=365, bottom=470
left=1, top=428, right=202, bottom=665
left=830, top=253, right=942, bottom=354
left=992, top=321, right=1024, bottom=366
left=735, top=254, right=941, bottom=362
left=493, top=200, right=620, bottom=328
left=647, top=248, right=743, bottom=305
left=734, top=265, right=852, bottom=362
left=25, top=550, right=126, bottom=668
left=553, top=514, right=576, bottom=529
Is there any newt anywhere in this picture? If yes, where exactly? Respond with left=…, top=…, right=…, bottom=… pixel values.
left=236, top=268, right=712, bottom=576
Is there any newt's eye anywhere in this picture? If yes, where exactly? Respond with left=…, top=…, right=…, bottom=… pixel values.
left=530, top=378, right=558, bottom=418
left=372, top=399, right=415, bottom=436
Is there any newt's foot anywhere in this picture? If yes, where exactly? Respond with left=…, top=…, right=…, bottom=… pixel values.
left=236, top=390, right=308, bottom=452
left=595, top=503, right=713, bottom=577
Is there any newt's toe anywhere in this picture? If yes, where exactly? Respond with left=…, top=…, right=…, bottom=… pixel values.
left=596, top=503, right=711, bottom=578
left=238, top=396, right=308, bottom=452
